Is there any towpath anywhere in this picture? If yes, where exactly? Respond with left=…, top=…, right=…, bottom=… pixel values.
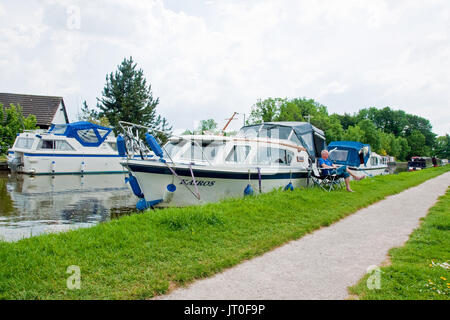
left=157, top=172, right=450, bottom=300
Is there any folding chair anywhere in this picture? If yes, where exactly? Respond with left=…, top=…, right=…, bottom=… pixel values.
left=310, top=166, right=345, bottom=192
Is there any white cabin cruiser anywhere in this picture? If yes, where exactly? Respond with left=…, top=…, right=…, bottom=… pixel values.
left=327, top=141, right=390, bottom=177
left=7, top=121, right=131, bottom=175
left=119, top=122, right=326, bottom=209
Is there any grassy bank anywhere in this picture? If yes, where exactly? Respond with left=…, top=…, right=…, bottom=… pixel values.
left=0, top=166, right=449, bottom=299
left=349, top=187, right=450, bottom=300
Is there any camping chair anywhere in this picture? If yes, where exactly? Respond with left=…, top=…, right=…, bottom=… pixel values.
left=310, top=166, right=345, bottom=192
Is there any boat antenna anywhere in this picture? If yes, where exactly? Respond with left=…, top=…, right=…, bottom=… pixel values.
left=222, top=112, right=238, bottom=134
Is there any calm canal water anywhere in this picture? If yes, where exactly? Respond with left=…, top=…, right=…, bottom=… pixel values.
left=0, top=172, right=137, bottom=242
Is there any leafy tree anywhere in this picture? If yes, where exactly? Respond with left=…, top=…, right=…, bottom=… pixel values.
left=97, top=56, right=172, bottom=141
left=434, top=135, right=450, bottom=159
left=342, top=125, right=365, bottom=142
left=406, top=130, right=429, bottom=159
left=0, top=103, right=37, bottom=154
left=247, top=98, right=283, bottom=124
left=357, top=119, right=381, bottom=152
left=78, top=101, right=110, bottom=127
left=199, top=119, right=218, bottom=133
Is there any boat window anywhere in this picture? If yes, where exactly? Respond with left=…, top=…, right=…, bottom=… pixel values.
left=255, top=147, right=294, bottom=166
left=202, top=141, right=226, bottom=161
left=164, top=140, right=185, bottom=158
left=301, top=133, right=314, bottom=155
left=38, top=140, right=54, bottom=150
left=180, top=140, right=224, bottom=162
left=371, top=157, right=378, bottom=166
left=289, top=133, right=302, bottom=146
left=108, top=142, right=118, bottom=151
left=55, top=140, right=75, bottom=151
left=226, top=145, right=251, bottom=163
left=97, top=129, right=110, bottom=138
left=51, top=125, right=67, bottom=135
left=329, top=150, right=348, bottom=162
left=14, top=138, right=34, bottom=149
left=237, top=126, right=259, bottom=138
left=78, top=129, right=99, bottom=144
left=267, top=126, right=292, bottom=140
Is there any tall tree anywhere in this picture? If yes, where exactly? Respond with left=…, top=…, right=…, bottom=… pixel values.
left=97, top=56, right=172, bottom=140
left=78, top=101, right=110, bottom=127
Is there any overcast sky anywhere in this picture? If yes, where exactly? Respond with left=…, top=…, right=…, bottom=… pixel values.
left=0, top=0, right=449, bottom=135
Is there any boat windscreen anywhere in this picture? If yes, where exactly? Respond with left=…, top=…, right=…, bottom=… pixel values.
left=180, top=140, right=225, bottom=162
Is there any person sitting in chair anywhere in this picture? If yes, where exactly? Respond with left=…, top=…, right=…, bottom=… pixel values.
left=319, top=150, right=365, bottom=192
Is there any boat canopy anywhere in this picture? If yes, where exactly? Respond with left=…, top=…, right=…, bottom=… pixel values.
left=327, top=141, right=371, bottom=167
left=238, top=122, right=326, bottom=160
left=48, top=121, right=112, bottom=147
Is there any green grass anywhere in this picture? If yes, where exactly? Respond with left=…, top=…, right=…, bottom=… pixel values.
left=0, top=166, right=449, bottom=300
left=349, top=187, right=450, bottom=300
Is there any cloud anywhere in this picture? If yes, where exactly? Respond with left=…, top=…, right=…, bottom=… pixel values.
left=0, top=0, right=448, bottom=135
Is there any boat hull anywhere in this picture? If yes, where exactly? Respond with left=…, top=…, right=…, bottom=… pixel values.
left=8, top=151, right=127, bottom=175
left=126, top=161, right=309, bottom=207
left=348, top=166, right=389, bottom=177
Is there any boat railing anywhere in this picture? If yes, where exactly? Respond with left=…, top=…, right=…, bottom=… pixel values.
left=119, top=121, right=213, bottom=165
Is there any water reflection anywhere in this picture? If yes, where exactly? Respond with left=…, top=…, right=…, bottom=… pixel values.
left=0, top=173, right=137, bottom=242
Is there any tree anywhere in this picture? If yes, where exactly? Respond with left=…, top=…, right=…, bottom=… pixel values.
left=78, top=101, right=110, bottom=127
left=199, top=119, right=218, bottom=134
left=342, top=125, right=365, bottom=142
left=0, top=103, right=37, bottom=154
left=247, top=98, right=283, bottom=124
left=97, top=56, right=172, bottom=140
left=182, top=119, right=218, bottom=135
left=406, top=130, right=428, bottom=159
left=434, top=135, right=450, bottom=159
left=357, top=119, right=381, bottom=152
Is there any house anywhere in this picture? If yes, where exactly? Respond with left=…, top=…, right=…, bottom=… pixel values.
left=0, top=92, right=69, bottom=129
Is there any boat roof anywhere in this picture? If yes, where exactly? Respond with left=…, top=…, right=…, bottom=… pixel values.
left=327, top=141, right=371, bottom=167
left=49, top=121, right=113, bottom=147
left=240, top=122, right=326, bottom=159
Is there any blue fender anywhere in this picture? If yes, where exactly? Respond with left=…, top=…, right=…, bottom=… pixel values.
left=145, top=133, right=164, bottom=158
left=244, top=184, right=254, bottom=196
left=117, top=135, right=127, bottom=157
left=125, top=174, right=144, bottom=198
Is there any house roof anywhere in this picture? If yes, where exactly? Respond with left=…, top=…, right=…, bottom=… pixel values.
left=0, top=92, right=69, bottom=127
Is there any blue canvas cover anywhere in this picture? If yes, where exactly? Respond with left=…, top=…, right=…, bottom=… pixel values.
left=49, top=121, right=112, bottom=147
left=327, top=141, right=371, bottom=167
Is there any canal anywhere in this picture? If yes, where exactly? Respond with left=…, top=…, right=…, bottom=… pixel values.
left=0, top=172, right=137, bottom=242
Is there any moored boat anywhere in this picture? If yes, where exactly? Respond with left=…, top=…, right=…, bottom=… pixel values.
left=119, top=121, right=326, bottom=209
left=7, top=122, right=134, bottom=175
left=327, top=141, right=390, bottom=177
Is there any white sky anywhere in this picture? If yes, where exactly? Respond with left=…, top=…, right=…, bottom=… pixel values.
left=0, top=0, right=449, bottom=135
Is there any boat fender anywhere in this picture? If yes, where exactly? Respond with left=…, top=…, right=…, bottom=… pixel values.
left=244, top=184, right=254, bottom=196
left=167, top=184, right=176, bottom=192
left=145, top=133, right=164, bottom=158
left=125, top=174, right=144, bottom=198
left=284, top=182, right=294, bottom=191
left=136, top=198, right=148, bottom=211
left=117, top=135, right=127, bottom=157
left=163, top=184, right=176, bottom=203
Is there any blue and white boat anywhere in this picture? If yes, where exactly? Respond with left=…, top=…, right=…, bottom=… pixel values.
left=7, top=122, right=133, bottom=175
left=327, top=141, right=390, bottom=177
left=119, top=121, right=326, bottom=208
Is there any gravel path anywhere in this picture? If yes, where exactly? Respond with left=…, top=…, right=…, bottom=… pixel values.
left=158, top=172, right=450, bottom=300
